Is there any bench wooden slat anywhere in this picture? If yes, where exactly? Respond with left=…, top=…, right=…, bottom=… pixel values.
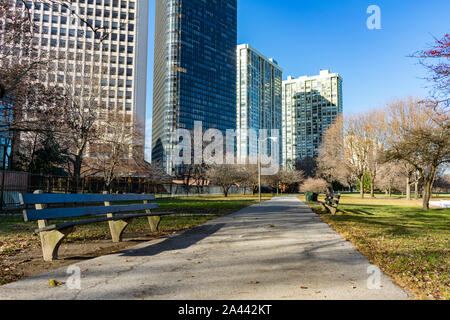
left=34, top=212, right=177, bottom=233
left=24, top=203, right=159, bottom=222
left=19, top=193, right=156, bottom=205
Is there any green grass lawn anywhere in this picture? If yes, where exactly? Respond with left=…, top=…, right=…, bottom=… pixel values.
left=304, top=194, right=450, bottom=300
left=0, top=194, right=272, bottom=258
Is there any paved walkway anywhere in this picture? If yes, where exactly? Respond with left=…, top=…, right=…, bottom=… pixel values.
left=0, top=196, right=410, bottom=300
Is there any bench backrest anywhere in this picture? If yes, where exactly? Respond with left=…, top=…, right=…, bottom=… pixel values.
left=20, top=193, right=158, bottom=222
left=325, top=193, right=340, bottom=205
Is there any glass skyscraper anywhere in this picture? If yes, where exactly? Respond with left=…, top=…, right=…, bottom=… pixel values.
left=152, top=0, right=237, bottom=173
left=282, top=70, right=343, bottom=167
left=236, top=44, right=282, bottom=164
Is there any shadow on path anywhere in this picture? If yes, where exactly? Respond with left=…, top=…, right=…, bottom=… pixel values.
left=120, top=223, right=225, bottom=257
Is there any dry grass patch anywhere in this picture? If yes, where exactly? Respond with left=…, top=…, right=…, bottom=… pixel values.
left=303, top=194, right=449, bottom=300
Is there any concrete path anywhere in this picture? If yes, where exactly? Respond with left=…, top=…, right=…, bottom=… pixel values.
left=0, top=196, right=410, bottom=300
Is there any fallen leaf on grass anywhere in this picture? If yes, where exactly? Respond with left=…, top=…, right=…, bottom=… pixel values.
left=249, top=281, right=260, bottom=285
left=300, top=286, right=308, bottom=289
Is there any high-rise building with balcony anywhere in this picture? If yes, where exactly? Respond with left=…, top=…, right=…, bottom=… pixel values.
left=236, top=44, right=282, bottom=164
left=8, top=0, right=149, bottom=154
left=282, top=70, right=343, bottom=167
left=152, top=0, right=237, bottom=173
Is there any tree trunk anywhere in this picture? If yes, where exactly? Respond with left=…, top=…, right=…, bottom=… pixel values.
left=388, top=186, right=392, bottom=198
left=370, top=176, right=375, bottom=198
left=359, top=175, right=364, bottom=199
left=72, top=155, right=83, bottom=193
left=414, top=181, right=419, bottom=200
left=406, top=176, right=411, bottom=200
left=422, top=178, right=432, bottom=210
left=422, top=165, right=438, bottom=210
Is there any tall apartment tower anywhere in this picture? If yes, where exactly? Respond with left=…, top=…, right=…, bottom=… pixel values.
left=236, top=44, right=282, bottom=163
left=11, top=0, right=149, bottom=149
left=282, top=70, right=343, bottom=167
left=152, top=0, right=238, bottom=173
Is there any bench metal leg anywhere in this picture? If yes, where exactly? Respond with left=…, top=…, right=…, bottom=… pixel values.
left=107, top=215, right=129, bottom=243
left=39, top=225, right=74, bottom=262
left=148, top=216, right=161, bottom=232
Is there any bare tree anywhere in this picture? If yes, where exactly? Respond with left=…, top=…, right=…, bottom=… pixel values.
left=317, top=116, right=344, bottom=181
left=47, top=78, right=102, bottom=191
left=299, top=178, right=330, bottom=194
left=236, top=164, right=259, bottom=195
left=376, top=161, right=404, bottom=197
left=365, top=110, right=387, bottom=197
left=343, top=114, right=373, bottom=198
left=87, top=114, right=145, bottom=192
left=384, top=98, right=450, bottom=210
left=1, top=1, right=119, bottom=173
left=206, top=164, right=241, bottom=197
left=411, top=33, right=449, bottom=102
left=265, top=169, right=304, bottom=194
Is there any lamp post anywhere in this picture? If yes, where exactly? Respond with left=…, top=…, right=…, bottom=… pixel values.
left=258, top=136, right=278, bottom=204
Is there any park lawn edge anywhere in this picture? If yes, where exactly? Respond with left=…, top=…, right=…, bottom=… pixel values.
left=302, top=197, right=449, bottom=300
left=0, top=195, right=272, bottom=286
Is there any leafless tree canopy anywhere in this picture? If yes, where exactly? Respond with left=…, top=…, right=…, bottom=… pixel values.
left=318, top=96, right=449, bottom=210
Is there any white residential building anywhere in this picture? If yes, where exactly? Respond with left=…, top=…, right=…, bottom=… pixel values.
left=11, top=0, right=148, bottom=154
left=282, top=69, right=343, bottom=167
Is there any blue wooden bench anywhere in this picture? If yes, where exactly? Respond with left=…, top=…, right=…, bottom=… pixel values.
left=317, top=193, right=341, bottom=215
left=20, top=190, right=175, bottom=261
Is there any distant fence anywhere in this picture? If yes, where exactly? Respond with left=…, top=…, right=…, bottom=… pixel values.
left=0, top=171, right=28, bottom=209
left=0, top=171, right=249, bottom=211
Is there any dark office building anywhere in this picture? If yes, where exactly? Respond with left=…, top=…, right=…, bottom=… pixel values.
left=152, top=0, right=237, bottom=173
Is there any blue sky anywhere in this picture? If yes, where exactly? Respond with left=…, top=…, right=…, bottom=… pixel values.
left=145, top=0, right=450, bottom=159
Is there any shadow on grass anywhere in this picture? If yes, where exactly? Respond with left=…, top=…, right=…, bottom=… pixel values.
left=327, top=206, right=449, bottom=235
left=344, top=209, right=374, bottom=216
